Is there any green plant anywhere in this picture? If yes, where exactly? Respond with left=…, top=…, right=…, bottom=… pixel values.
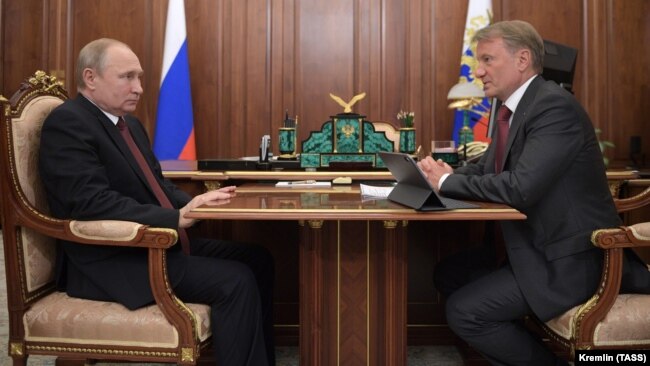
left=595, top=128, right=615, bottom=167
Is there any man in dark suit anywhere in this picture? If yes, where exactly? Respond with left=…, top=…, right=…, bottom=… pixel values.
left=419, top=21, right=650, bottom=365
left=39, top=38, right=274, bottom=366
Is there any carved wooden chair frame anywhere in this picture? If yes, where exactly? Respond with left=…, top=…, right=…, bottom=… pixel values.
left=539, top=186, right=650, bottom=358
left=0, top=71, right=211, bottom=365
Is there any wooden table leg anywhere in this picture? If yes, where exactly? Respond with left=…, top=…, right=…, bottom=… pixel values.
left=300, top=220, right=407, bottom=366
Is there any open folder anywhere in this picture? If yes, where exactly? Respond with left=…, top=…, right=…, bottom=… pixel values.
left=378, top=152, right=478, bottom=211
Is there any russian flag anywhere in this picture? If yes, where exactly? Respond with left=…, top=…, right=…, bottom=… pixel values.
left=451, top=0, right=493, bottom=145
left=153, top=0, right=196, bottom=160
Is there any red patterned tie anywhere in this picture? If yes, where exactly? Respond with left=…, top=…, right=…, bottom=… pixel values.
left=494, top=105, right=513, bottom=173
left=117, top=117, right=190, bottom=254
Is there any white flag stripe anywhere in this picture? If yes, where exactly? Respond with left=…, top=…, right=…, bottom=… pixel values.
left=161, top=0, right=187, bottom=82
left=462, top=0, right=492, bottom=53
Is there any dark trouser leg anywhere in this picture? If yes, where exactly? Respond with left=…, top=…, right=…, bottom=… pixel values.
left=445, top=266, right=565, bottom=366
left=173, top=239, right=275, bottom=366
left=434, top=244, right=498, bottom=297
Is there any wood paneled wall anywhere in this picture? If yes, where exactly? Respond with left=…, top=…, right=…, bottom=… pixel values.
left=2, top=0, right=649, bottom=344
left=1, top=0, right=649, bottom=165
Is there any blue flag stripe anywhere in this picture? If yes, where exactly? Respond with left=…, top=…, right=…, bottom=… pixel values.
left=153, top=41, right=194, bottom=160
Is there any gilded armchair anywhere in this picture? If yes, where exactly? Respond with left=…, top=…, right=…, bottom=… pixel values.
left=0, top=71, right=211, bottom=365
left=541, top=186, right=650, bottom=358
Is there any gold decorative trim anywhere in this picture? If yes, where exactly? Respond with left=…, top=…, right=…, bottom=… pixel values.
left=239, top=188, right=352, bottom=194
left=402, top=220, right=409, bottom=227
left=16, top=230, right=56, bottom=303
left=181, top=347, right=194, bottom=362
left=28, top=70, right=65, bottom=92
left=10, top=342, right=24, bottom=356
left=569, top=249, right=610, bottom=353
left=608, top=182, right=622, bottom=198
left=204, top=181, right=222, bottom=191
left=383, top=220, right=398, bottom=229
left=591, top=227, right=624, bottom=247
left=5, top=72, right=67, bottom=226
left=26, top=344, right=177, bottom=358
left=162, top=171, right=197, bottom=176
left=538, top=321, right=573, bottom=355
left=308, top=220, right=323, bottom=229
left=366, top=221, right=371, bottom=365
left=193, top=207, right=519, bottom=214
left=11, top=71, right=67, bottom=114
left=337, top=221, right=341, bottom=363
left=572, top=293, right=600, bottom=340
left=605, top=170, right=637, bottom=178
left=162, top=251, right=201, bottom=344
left=192, top=208, right=522, bottom=222
left=222, top=170, right=392, bottom=177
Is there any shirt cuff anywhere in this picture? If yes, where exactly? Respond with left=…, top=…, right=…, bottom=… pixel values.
left=439, top=173, right=450, bottom=190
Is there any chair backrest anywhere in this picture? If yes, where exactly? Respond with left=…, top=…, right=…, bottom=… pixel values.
left=1, top=71, right=68, bottom=305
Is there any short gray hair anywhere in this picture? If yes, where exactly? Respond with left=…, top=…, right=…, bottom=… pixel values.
left=472, top=20, right=544, bottom=74
left=75, top=38, right=130, bottom=91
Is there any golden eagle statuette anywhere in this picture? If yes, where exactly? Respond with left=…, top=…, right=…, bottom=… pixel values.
left=329, top=92, right=366, bottom=113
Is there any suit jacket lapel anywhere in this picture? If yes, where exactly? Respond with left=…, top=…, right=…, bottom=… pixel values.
left=75, top=95, right=152, bottom=191
left=503, top=75, right=544, bottom=168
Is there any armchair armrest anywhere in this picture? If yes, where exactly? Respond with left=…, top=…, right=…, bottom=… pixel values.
left=65, top=220, right=198, bottom=353
left=9, top=194, right=180, bottom=249
left=8, top=199, right=199, bottom=357
left=67, top=220, right=177, bottom=249
left=614, top=186, right=650, bottom=213
left=572, top=222, right=650, bottom=348
left=592, top=221, right=650, bottom=250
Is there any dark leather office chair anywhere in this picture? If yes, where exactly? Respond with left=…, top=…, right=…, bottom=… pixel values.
left=0, top=71, right=211, bottom=365
left=541, top=187, right=650, bottom=357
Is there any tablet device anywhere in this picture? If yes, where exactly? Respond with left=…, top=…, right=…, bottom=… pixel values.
left=378, top=151, right=478, bottom=211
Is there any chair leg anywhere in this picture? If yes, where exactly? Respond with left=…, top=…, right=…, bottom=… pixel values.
left=11, top=356, right=26, bottom=366
left=196, top=349, right=215, bottom=365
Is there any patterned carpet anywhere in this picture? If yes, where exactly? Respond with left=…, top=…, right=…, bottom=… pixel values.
left=0, top=232, right=463, bottom=366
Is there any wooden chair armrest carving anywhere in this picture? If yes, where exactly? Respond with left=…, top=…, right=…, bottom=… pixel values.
left=67, top=220, right=177, bottom=249
left=614, top=186, right=650, bottom=213
left=18, top=213, right=201, bottom=361
left=3, top=212, right=202, bottom=363
left=545, top=223, right=650, bottom=353
left=65, top=220, right=200, bottom=359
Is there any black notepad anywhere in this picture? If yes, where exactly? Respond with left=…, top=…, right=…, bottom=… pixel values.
left=378, top=152, right=478, bottom=211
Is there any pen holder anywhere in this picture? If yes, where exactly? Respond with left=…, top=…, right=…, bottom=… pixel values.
left=279, top=127, right=296, bottom=156
left=399, top=128, right=416, bottom=154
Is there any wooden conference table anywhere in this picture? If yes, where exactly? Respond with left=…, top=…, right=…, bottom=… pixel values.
left=185, top=183, right=526, bottom=366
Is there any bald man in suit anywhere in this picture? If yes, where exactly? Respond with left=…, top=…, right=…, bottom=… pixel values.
left=39, top=38, right=275, bottom=366
left=419, top=21, right=650, bottom=365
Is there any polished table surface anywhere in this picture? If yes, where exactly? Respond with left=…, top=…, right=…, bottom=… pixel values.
left=187, top=183, right=526, bottom=221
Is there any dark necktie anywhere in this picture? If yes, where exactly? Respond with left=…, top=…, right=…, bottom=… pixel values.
left=117, top=117, right=190, bottom=254
left=494, top=105, right=513, bottom=173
